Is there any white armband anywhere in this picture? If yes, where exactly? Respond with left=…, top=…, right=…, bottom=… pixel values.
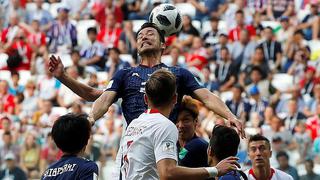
left=204, top=167, right=218, bottom=178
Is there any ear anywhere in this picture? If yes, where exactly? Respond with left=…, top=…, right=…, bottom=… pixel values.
left=172, top=93, right=177, bottom=106
left=207, top=147, right=213, bottom=157
left=144, top=94, right=148, bottom=105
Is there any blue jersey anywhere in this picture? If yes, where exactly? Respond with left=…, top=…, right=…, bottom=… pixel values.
left=178, top=135, right=209, bottom=167
left=41, top=155, right=98, bottom=180
left=107, top=63, right=203, bottom=124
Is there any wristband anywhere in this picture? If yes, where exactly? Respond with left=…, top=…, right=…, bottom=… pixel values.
left=204, top=167, right=218, bottom=178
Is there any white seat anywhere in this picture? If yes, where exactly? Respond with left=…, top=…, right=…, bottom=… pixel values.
left=76, top=20, right=97, bottom=47
left=0, top=70, right=11, bottom=81
left=297, top=9, right=310, bottom=22
left=49, top=3, right=63, bottom=18
left=19, top=70, right=31, bottom=85
left=132, top=20, right=147, bottom=33
left=271, top=73, right=294, bottom=92
left=192, top=20, right=201, bottom=34
left=120, top=54, right=134, bottom=64
left=175, top=3, right=196, bottom=18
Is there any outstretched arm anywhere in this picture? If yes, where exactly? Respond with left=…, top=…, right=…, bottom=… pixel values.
left=49, top=55, right=103, bottom=101
left=192, top=88, right=245, bottom=138
left=157, top=157, right=240, bottom=180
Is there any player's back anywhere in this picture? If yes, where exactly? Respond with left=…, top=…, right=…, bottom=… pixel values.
left=41, top=155, right=98, bottom=180
left=121, top=110, right=178, bottom=180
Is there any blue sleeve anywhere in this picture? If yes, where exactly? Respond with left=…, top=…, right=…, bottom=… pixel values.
left=105, top=68, right=128, bottom=98
left=180, top=68, right=203, bottom=95
left=78, top=162, right=99, bottom=180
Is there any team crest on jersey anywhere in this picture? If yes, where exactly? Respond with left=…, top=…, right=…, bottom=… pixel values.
left=161, top=140, right=175, bottom=153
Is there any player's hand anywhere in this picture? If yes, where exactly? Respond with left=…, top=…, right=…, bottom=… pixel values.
left=215, top=157, right=240, bottom=177
left=228, top=117, right=246, bottom=139
left=49, top=55, right=65, bottom=79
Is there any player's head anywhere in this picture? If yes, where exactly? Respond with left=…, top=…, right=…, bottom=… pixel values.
left=176, top=96, right=199, bottom=141
left=136, top=23, right=165, bottom=56
left=208, top=125, right=240, bottom=162
left=145, top=69, right=177, bottom=109
left=51, top=113, right=91, bottom=155
left=248, top=134, right=272, bottom=169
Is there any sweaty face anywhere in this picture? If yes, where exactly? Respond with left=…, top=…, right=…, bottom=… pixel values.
left=248, top=140, right=271, bottom=168
left=137, top=27, right=162, bottom=55
left=176, top=111, right=196, bottom=141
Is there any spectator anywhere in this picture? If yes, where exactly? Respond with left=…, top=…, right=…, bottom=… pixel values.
left=267, top=0, right=294, bottom=20
left=0, top=152, right=27, bottom=180
left=186, top=37, right=209, bottom=71
left=101, top=118, right=121, bottom=162
left=202, top=66, right=217, bottom=92
left=304, top=84, right=320, bottom=116
left=80, top=27, right=106, bottom=72
left=258, top=26, right=283, bottom=71
left=212, top=33, right=231, bottom=62
left=291, top=121, right=313, bottom=163
left=70, top=50, right=85, bottom=78
left=0, top=80, right=15, bottom=114
left=47, top=6, right=77, bottom=54
left=300, top=159, right=320, bottom=180
left=97, top=13, right=122, bottom=48
left=26, top=0, right=53, bottom=32
left=190, top=0, right=228, bottom=21
left=118, top=21, right=137, bottom=54
left=299, top=66, right=320, bottom=97
left=7, top=0, right=26, bottom=24
left=248, top=85, right=268, bottom=118
left=26, top=19, right=47, bottom=53
left=245, top=66, right=271, bottom=99
left=231, top=29, right=256, bottom=70
left=176, top=96, right=208, bottom=167
left=247, top=0, right=268, bottom=16
left=37, top=67, right=61, bottom=104
left=70, top=101, right=85, bottom=115
left=214, top=47, right=237, bottom=92
left=228, top=10, right=256, bottom=42
left=276, top=16, right=294, bottom=45
left=276, top=85, right=306, bottom=115
left=226, top=84, right=251, bottom=121
left=20, top=133, right=40, bottom=178
left=251, top=12, right=264, bottom=37
left=283, top=98, right=306, bottom=133
left=224, top=0, right=253, bottom=30
left=276, top=151, right=299, bottom=180
left=126, top=0, right=152, bottom=20
left=296, top=3, right=319, bottom=40
left=261, top=115, right=292, bottom=145
left=57, top=66, right=82, bottom=108
left=19, top=80, right=38, bottom=122
left=61, top=0, right=90, bottom=20
left=202, top=16, right=220, bottom=47
left=8, top=71, right=24, bottom=96
left=246, top=134, right=293, bottom=179
left=105, top=47, right=131, bottom=79
left=91, top=0, right=123, bottom=26
left=168, top=46, right=185, bottom=67
left=207, top=125, right=243, bottom=179
left=306, top=103, right=320, bottom=141
left=174, top=15, right=200, bottom=50
left=0, top=131, right=20, bottom=168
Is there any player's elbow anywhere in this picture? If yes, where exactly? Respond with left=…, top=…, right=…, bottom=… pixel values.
left=159, top=166, right=177, bottom=180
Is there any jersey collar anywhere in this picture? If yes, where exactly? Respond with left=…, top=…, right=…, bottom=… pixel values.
left=249, top=168, right=275, bottom=180
left=145, top=109, right=160, bottom=114
left=139, top=63, right=166, bottom=68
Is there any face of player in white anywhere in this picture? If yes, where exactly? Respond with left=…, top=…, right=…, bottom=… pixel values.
left=136, top=27, right=164, bottom=56
left=248, top=140, right=272, bottom=169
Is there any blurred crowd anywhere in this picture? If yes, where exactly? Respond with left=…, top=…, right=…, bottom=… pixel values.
left=0, top=0, right=320, bottom=179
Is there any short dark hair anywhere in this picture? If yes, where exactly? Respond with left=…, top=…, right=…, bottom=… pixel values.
left=209, top=125, right=240, bottom=161
left=87, top=27, right=97, bottom=35
left=109, top=47, right=121, bottom=54
left=145, top=69, right=176, bottom=107
left=236, top=10, right=244, bottom=15
left=220, top=46, right=229, bottom=53
left=276, top=151, right=289, bottom=160
left=10, top=70, right=19, bottom=77
left=51, top=113, right=91, bottom=154
left=3, top=131, right=11, bottom=137
left=248, top=134, right=271, bottom=150
left=209, top=16, right=220, bottom=22
left=137, top=22, right=165, bottom=43
left=250, top=66, right=263, bottom=75
left=294, top=30, right=304, bottom=36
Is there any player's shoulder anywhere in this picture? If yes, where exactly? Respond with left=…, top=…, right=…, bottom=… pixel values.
left=274, top=168, right=294, bottom=179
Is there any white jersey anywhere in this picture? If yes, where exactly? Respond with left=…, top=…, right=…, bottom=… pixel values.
left=246, top=168, right=294, bottom=180
left=120, top=110, right=178, bottom=180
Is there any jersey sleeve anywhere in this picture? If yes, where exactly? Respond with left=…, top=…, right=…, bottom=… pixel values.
left=105, top=68, right=128, bottom=98
left=78, top=161, right=99, bottom=180
left=153, top=121, right=178, bottom=163
left=180, top=68, right=203, bottom=95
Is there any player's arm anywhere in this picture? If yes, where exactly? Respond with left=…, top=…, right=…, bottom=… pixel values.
left=88, top=90, right=117, bottom=124
left=193, top=88, right=245, bottom=138
left=49, top=55, right=103, bottom=101
left=157, top=157, right=240, bottom=180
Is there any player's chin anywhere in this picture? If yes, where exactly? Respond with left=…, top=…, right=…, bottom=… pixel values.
left=139, top=47, right=160, bottom=55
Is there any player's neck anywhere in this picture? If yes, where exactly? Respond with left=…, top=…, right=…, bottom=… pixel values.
left=148, top=105, right=171, bottom=118
left=253, top=166, right=271, bottom=180
left=140, top=53, right=162, bottom=67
